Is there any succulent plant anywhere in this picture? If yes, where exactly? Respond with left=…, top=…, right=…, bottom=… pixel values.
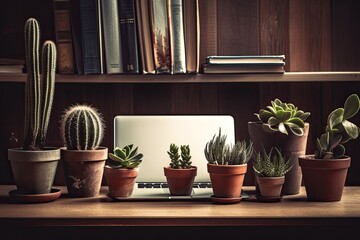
left=255, top=98, right=310, bottom=136
left=167, top=144, right=193, bottom=169
left=108, top=144, right=143, bottom=168
left=253, top=147, right=293, bottom=177
left=204, top=128, right=253, bottom=165
left=315, top=94, right=360, bottom=159
left=23, top=18, right=57, bottom=150
left=60, top=104, right=105, bottom=150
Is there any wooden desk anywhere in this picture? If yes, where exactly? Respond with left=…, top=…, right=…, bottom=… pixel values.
left=0, top=185, right=359, bottom=239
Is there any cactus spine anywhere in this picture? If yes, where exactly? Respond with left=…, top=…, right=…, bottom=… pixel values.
left=61, top=105, right=105, bottom=150
left=23, top=18, right=57, bottom=150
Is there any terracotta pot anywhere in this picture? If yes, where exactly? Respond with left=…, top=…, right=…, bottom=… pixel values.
left=299, top=155, right=350, bottom=202
left=256, top=175, right=285, bottom=197
left=164, top=166, right=197, bottom=196
left=248, top=121, right=309, bottom=195
left=61, top=147, right=108, bottom=197
left=104, top=166, right=139, bottom=197
left=8, top=147, right=60, bottom=194
left=207, top=163, right=247, bottom=198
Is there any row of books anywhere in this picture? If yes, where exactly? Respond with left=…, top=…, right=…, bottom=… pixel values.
left=202, top=55, right=286, bottom=74
left=53, top=0, right=200, bottom=75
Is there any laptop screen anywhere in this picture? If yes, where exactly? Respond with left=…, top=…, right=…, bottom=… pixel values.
left=113, top=115, right=235, bottom=183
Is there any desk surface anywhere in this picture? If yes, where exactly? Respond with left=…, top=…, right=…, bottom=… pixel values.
left=1, top=185, right=359, bottom=227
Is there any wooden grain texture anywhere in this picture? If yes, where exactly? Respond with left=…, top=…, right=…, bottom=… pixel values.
left=332, top=0, right=360, bottom=70
left=199, top=0, right=217, bottom=66
left=289, top=0, right=331, bottom=71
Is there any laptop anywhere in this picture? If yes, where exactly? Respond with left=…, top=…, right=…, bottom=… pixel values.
left=111, top=115, right=247, bottom=200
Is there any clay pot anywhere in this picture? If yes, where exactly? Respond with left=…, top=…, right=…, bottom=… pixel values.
left=207, top=163, right=247, bottom=198
left=104, top=166, right=139, bottom=197
left=256, top=176, right=285, bottom=197
left=61, top=147, right=108, bottom=197
left=8, top=147, right=60, bottom=194
left=248, top=121, right=309, bottom=195
left=299, top=155, right=350, bottom=202
left=164, top=166, right=197, bottom=196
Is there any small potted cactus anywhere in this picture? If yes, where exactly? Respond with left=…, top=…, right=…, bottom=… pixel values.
left=248, top=98, right=310, bottom=195
left=60, top=104, right=108, bottom=197
left=253, top=147, right=293, bottom=201
left=7, top=18, right=60, bottom=198
left=299, top=94, right=360, bottom=201
left=105, top=144, right=143, bottom=198
left=164, top=143, right=197, bottom=196
left=204, top=129, right=253, bottom=203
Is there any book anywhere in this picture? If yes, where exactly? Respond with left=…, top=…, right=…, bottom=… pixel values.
left=101, top=0, right=123, bottom=74
left=69, top=0, right=83, bottom=74
left=53, top=0, right=75, bottom=74
left=202, top=62, right=285, bottom=74
left=135, top=0, right=155, bottom=74
left=183, top=0, right=200, bottom=73
left=119, top=0, right=139, bottom=74
left=167, top=0, right=186, bottom=74
left=150, top=0, right=171, bottom=74
left=206, top=55, right=286, bottom=64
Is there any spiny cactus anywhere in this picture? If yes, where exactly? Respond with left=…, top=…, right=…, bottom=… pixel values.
left=204, top=128, right=253, bottom=165
left=167, top=143, right=193, bottom=169
left=315, top=94, right=360, bottom=159
left=60, top=104, right=105, bottom=150
left=255, top=98, right=310, bottom=136
left=23, top=18, right=57, bottom=150
left=108, top=144, right=143, bottom=168
left=253, top=147, right=293, bottom=177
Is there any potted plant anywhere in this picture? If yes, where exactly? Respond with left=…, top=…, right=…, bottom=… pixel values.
left=248, top=98, right=310, bottom=195
left=204, top=129, right=253, bottom=203
left=60, top=104, right=108, bottom=197
left=105, top=144, right=143, bottom=198
left=299, top=93, right=360, bottom=202
left=253, top=147, right=293, bottom=201
left=7, top=18, right=60, bottom=199
left=164, top=144, right=197, bottom=196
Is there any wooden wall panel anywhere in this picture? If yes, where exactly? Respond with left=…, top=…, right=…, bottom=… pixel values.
left=332, top=0, right=360, bottom=70
left=289, top=0, right=331, bottom=71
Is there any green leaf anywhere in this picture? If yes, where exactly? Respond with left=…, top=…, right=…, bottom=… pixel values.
left=268, top=116, right=280, bottom=125
left=275, top=110, right=292, bottom=122
left=262, top=124, right=278, bottom=133
left=114, top=148, right=126, bottom=160
left=340, top=120, right=359, bottom=141
left=333, top=144, right=346, bottom=159
left=343, top=94, right=360, bottom=120
left=328, top=133, right=342, bottom=151
left=328, top=108, right=344, bottom=129
left=258, top=109, right=273, bottom=122
left=128, top=146, right=138, bottom=159
left=299, top=112, right=311, bottom=121
left=286, top=123, right=304, bottom=136
left=109, top=153, right=123, bottom=162
left=287, top=117, right=305, bottom=128
left=278, top=122, right=288, bottom=135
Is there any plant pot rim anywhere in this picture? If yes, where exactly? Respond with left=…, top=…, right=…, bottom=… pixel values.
left=248, top=121, right=310, bottom=127
left=164, top=166, right=197, bottom=170
left=299, top=154, right=351, bottom=161
left=8, top=147, right=61, bottom=162
left=299, top=154, right=351, bottom=169
left=207, top=163, right=247, bottom=175
left=61, top=146, right=108, bottom=162
left=104, top=165, right=139, bottom=170
left=256, top=175, right=285, bottom=180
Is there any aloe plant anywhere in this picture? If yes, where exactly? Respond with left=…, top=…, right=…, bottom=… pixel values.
left=23, top=18, right=57, bottom=150
left=204, top=128, right=253, bottom=165
left=108, top=144, right=143, bottom=168
left=255, top=98, right=310, bottom=136
left=167, top=143, right=193, bottom=169
left=253, top=147, right=293, bottom=177
left=315, top=94, right=360, bottom=159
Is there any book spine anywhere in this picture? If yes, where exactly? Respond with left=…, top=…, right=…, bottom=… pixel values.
left=101, top=0, right=123, bottom=74
left=168, top=0, right=186, bottom=74
left=53, top=0, right=75, bottom=74
left=69, top=0, right=83, bottom=74
left=183, top=0, right=199, bottom=73
left=119, top=0, right=139, bottom=74
left=150, top=0, right=171, bottom=74
left=79, top=0, right=102, bottom=74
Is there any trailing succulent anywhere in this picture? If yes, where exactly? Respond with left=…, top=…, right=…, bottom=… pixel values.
left=204, top=129, right=253, bottom=165
left=315, top=94, right=360, bottom=159
left=167, top=143, right=192, bottom=169
left=108, top=144, right=143, bottom=168
left=253, top=147, right=293, bottom=177
left=23, top=18, right=57, bottom=150
left=60, top=104, right=105, bottom=150
left=255, top=98, right=310, bottom=136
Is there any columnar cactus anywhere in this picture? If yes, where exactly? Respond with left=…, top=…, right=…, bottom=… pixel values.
left=60, top=104, right=105, bottom=150
left=180, top=145, right=192, bottom=169
left=23, top=18, right=57, bottom=150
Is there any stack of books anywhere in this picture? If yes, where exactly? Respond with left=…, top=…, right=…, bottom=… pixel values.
left=202, top=55, right=285, bottom=74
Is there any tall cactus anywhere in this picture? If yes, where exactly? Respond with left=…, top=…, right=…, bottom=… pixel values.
left=23, top=18, right=57, bottom=150
left=60, top=104, right=105, bottom=150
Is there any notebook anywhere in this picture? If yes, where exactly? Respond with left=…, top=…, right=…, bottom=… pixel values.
left=111, top=115, right=247, bottom=200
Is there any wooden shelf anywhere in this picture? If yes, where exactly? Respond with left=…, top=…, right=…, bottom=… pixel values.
left=1, top=72, right=360, bottom=83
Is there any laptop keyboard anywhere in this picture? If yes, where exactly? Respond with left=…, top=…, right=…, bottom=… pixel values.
left=137, top=183, right=212, bottom=188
